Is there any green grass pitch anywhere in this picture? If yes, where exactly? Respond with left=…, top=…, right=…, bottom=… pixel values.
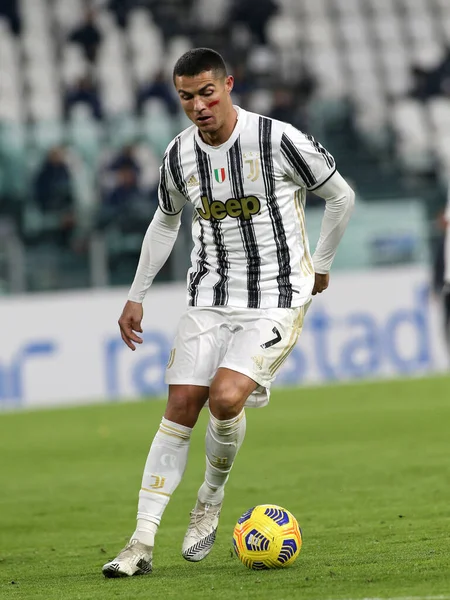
left=1, top=376, right=450, bottom=600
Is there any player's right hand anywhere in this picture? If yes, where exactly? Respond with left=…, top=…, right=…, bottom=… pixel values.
left=118, top=300, right=144, bottom=350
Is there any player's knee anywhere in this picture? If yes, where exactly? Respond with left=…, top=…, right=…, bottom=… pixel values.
left=165, top=391, right=201, bottom=428
left=209, top=383, right=243, bottom=420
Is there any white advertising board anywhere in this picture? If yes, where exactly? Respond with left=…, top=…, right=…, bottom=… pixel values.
left=0, top=266, right=447, bottom=410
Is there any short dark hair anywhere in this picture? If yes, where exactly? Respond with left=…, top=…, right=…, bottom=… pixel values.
left=173, top=48, right=227, bottom=82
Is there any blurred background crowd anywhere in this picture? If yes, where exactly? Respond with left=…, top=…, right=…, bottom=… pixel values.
left=0, top=0, right=450, bottom=294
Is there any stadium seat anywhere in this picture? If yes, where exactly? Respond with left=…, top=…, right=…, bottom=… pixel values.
left=135, top=143, right=160, bottom=190
left=380, top=55, right=412, bottom=97
left=128, top=8, right=153, bottom=32
left=0, top=122, right=27, bottom=197
left=140, top=99, right=175, bottom=157
left=435, top=0, right=450, bottom=12
left=27, top=89, right=63, bottom=122
left=371, top=14, right=404, bottom=44
left=302, top=19, right=336, bottom=49
left=391, top=100, right=433, bottom=173
left=21, top=28, right=53, bottom=55
left=354, top=104, right=389, bottom=150
left=247, top=89, right=274, bottom=117
left=345, top=48, right=377, bottom=78
left=67, top=106, right=102, bottom=165
left=401, top=0, right=430, bottom=15
left=0, top=44, right=23, bottom=123
left=0, top=18, right=20, bottom=67
left=96, top=32, right=133, bottom=116
left=61, top=44, right=90, bottom=85
left=366, top=0, right=397, bottom=17
left=266, top=14, right=302, bottom=50
left=428, top=98, right=450, bottom=132
left=307, top=48, right=347, bottom=99
left=28, top=120, right=65, bottom=154
left=26, top=65, right=58, bottom=96
left=20, top=0, right=50, bottom=31
left=434, top=135, right=450, bottom=179
left=129, top=28, right=163, bottom=85
left=193, top=0, right=229, bottom=28
left=349, top=68, right=383, bottom=100
left=165, top=36, right=193, bottom=80
left=96, top=10, right=116, bottom=34
left=300, top=0, right=328, bottom=18
left=106, top=114, right=139, bottom=150
left=102, top=81, right=134, bottom=117
left=339, top=15, right=371, bottom=46
left=406, top=15, right=437, bottom=47
left=0, top=95, right=22, bottom=123
left=52, top=0, right=84, bottom=32
left=333, top=0, right=363, bottom=15
left=411, top=43, right=444, bottom=70
left=440, top=13, right=450, bottom=42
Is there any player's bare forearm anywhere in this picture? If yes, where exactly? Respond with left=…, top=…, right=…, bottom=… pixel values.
left=118, top=300, right=144, bottom=351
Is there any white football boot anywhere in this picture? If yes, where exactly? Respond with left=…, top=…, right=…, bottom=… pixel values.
left=182, top=500, right=222, bottom=562
left=102, top=539, right=153, bottom=578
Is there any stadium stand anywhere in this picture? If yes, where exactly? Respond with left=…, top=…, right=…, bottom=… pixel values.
left=0, top=0, right=449, bottom=292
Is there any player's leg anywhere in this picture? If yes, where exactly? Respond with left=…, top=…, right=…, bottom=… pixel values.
left=103, top=308, right=225, bottom=576
left=182, top=368, right=256, bottom=561
left=102, top=384, right=208, bottom=578
left=182, top=304, right=309, bottom=562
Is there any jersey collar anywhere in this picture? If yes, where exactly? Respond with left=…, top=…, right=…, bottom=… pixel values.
left=194, top=106, right=244, bottom=154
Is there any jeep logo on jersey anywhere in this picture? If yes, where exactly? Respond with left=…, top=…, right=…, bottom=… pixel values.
left=197, top=195, right=261, bottom=221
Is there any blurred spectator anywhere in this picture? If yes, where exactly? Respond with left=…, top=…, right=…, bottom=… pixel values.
left=409, top=49, right=450, bottom=100
left=107, top=0, right=131, bottom=28
left=96, top=165, right=156, bottom=233
left=230, top=0, right=278, bottom=45
left=0, top=0, right=21, bottom=35
left=268, top=87, right=312, bottom=131
left=269, top=89, right=296, bottom=123
left=32, top=147, right=76, bottom=246
left=64, top=75, right=103, bottom=121
left=99, top=144, right=142, bottom=198
left=68, top=8, right=102, bottom=63
left=230, top=63, right=254, bottom=109
left=409, top=65, right=437, bottom=100
left=99, top=143, right=160, bottom=198
left=137, top=70, right=179, bottom=116
left=109, top=145, right=141, bottom=178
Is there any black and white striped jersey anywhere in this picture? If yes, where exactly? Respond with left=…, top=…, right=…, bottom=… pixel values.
left=159, top=107, right=336, bottom=309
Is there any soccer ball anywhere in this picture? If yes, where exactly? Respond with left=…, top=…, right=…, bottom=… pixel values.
left=232, top=504, right=302, bottom=570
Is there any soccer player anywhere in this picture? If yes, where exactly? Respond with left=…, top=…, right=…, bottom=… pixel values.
left=102, top=48, right=355, bottom=577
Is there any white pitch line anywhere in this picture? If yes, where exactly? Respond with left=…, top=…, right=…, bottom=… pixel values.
left=340, top=596, right=450, bottom=600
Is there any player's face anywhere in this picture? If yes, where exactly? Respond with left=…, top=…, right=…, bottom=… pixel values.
left=175, top=71, right=234, bottom=133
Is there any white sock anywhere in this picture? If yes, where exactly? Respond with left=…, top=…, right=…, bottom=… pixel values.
left=198, top=409, right=246, bottom=505
left=132, top=417, right=192, bottom=546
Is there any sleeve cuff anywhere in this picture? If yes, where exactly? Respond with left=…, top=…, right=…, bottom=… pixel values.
left=307, top=167, right=337, bottom=191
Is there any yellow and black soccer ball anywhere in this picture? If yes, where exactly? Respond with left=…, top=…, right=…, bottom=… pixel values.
left=232, top=504, right=302, bottom=570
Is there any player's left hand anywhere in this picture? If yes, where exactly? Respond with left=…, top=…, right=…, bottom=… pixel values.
left=312, top=272, right=329, bottom=295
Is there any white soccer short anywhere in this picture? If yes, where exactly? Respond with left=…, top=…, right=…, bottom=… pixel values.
left=165, top=303, right=310, bottom=407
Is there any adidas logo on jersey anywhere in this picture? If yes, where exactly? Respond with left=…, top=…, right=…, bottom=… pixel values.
left=187, top=175, right=199, bottom=187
